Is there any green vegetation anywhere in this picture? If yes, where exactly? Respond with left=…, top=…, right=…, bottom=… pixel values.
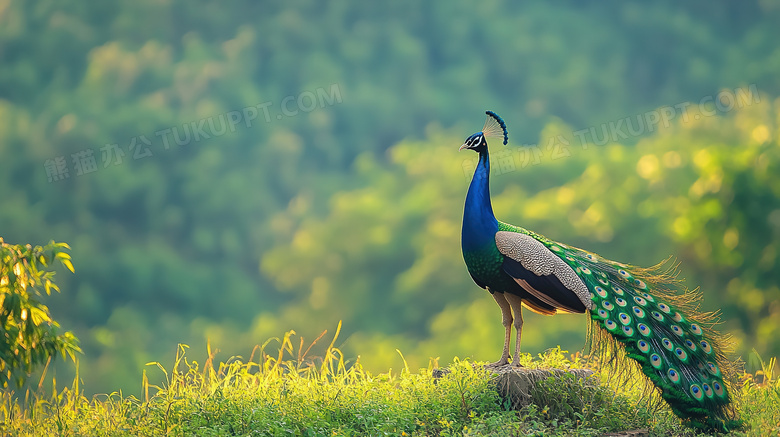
left=0, top=240, right=80, bottom=388
left=2, top=0, right=780, bottom=406
left=1, top=329, right=778, bottom=436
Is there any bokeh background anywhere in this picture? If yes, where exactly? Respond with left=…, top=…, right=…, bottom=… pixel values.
left=2, top=1, right=780, bottom=395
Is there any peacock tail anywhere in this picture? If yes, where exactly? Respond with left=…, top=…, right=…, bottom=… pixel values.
left=500, top=222, right=742, bottom=431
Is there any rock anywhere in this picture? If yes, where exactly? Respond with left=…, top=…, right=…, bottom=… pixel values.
left=490, top=367, right=651, bottom=436
left=432, top=364, right=596, bottom=409
left=432, top=365, right=649, bottom=436
left=487, top=365, right=596, bottom=410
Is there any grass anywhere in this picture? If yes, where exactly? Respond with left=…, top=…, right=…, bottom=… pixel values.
left=0, top=324, right=778, bottom=436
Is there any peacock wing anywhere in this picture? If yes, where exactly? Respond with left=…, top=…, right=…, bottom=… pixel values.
left=494, top=230, right=592, bottom=314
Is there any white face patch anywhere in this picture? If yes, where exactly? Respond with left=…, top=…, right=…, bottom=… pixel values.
left=495, top=231, right=593, bottom=310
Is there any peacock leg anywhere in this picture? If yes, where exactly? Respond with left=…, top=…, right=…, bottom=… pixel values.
left=486, top=291, right=512, bottom=367
left=503, top=293, right=525, bottom=367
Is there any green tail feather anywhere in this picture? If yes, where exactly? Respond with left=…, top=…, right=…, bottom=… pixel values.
left=547, top=241, right=742, bottom=431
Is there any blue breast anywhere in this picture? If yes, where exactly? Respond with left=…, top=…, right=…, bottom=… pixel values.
left=461, top=150, right=498, bottom=254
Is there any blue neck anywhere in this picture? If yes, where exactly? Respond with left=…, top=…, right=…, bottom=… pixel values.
left=462, top=149, right=499, bottom=252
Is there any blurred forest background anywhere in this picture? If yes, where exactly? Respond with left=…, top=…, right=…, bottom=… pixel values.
left=2, top=0, right=780, bottom=395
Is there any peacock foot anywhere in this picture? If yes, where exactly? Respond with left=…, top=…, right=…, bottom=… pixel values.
left=485, top=357, right=511, bottom=368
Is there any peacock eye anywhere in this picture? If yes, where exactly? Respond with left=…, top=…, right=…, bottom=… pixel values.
left=707, top=362, right=720, bottom=375
left=713, top=381, right=725, bottom=397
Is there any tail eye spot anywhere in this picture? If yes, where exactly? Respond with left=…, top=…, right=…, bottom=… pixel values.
left=690, top=384, right=704, bottom=400
left=708, top=362, right=719, bottom=375
left=713, top=381, right=725, bottom=397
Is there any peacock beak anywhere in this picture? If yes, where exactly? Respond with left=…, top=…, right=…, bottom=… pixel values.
left=459, top=143, right=469, bottom=151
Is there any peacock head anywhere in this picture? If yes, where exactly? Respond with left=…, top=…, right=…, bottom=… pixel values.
left=459, top=110, right=508, bottom=153
left=459, top=132, right=487, bottom=152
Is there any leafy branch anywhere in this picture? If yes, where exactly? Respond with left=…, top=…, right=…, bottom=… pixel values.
left=0, top=238, right=81, bottom=388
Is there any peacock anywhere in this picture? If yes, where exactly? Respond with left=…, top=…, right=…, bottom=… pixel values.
left=460, top=110, right=741, bottom=431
